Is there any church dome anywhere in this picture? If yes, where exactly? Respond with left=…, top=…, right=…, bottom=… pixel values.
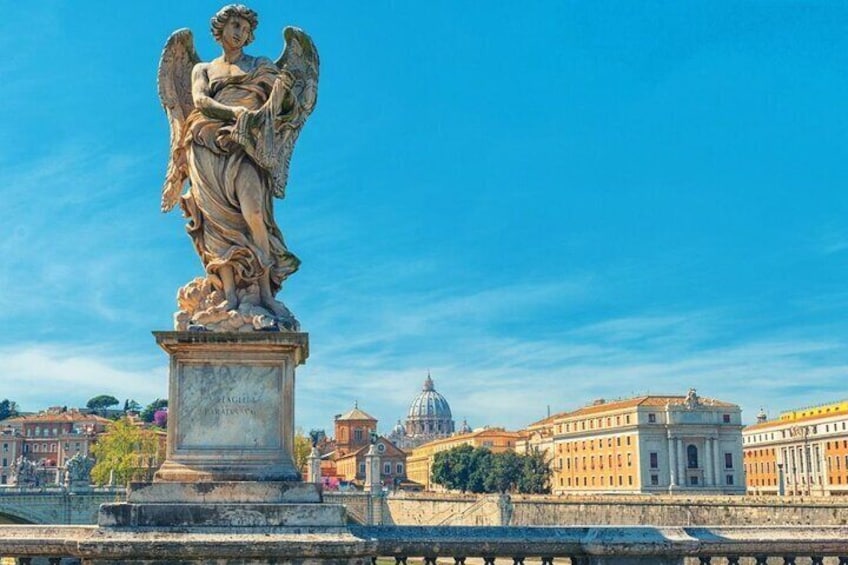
left=407, top=374, right=453, bottom=421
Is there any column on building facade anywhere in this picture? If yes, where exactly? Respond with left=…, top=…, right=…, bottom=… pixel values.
left=712, top=435, right=721, bottom=486
left=817, top=442, right=828, bottom=494
left=704, top=438, right=714, bottom=486
left=677, top=438, right=685, bottom=485
left=668, top=435, right=677, bottom=487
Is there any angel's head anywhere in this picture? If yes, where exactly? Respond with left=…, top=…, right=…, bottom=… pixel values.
left=211, top=4, right=258, bottom=47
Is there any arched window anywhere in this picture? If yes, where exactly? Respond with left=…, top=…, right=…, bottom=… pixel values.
left=687, top=444, right=699, bottom=469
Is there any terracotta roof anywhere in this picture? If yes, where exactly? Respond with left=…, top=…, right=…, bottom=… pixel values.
left=336, top=406, right=377, bottom=421
left=555, top=395, right=737, bottom=420
left=745, top=409, right=848, bottom=432
left=3, top=410, right=111, bottom=425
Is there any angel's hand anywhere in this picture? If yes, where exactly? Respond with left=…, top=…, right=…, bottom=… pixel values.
left=232, top=106, right=250, bottom=121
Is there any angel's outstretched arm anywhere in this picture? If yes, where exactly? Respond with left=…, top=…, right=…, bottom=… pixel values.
left=191, top=63, right=247, bottom=122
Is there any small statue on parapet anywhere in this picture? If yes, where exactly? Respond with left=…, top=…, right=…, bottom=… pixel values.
left=64, top=453, right=95, bottom=491
left=158, top=4, right=319, bottom=332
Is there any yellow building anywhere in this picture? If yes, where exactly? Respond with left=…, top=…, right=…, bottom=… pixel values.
left=407, top=427, right=522, bottom=490
left=743, top=400, right=848, bottom=496
left=544, top=389, right=744, bottom=495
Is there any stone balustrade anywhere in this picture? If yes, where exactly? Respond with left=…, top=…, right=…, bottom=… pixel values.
left=0, top=525, right=847, bottom=564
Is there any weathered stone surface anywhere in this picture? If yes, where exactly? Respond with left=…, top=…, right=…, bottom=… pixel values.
left=128, top=481, right=321, bottom=504
left=154, top=331, right=307, bottom=482
left=99, top=502, right=347, bottom=529
left=159, top=6, right=319, bottom=333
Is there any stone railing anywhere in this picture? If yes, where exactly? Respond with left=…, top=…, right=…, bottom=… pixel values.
left=0, top=525, right=847, bottom=563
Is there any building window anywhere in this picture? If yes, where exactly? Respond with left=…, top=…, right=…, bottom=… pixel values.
left=648, top=413, right=656, bottom=423
left=354, top=429, right=363, bottom=442
left=723, top=414, right=731, bottom=423
left=650, top=474, right=659, bottom=486
left=2, top=444, right=6, bottom=452
left=689, top=476, right=699, bottom=486
left=687, top=445, right=699, bottom=469
left=726, top=474, right=734, bottom=485
left=725, top=453, right=733, bottom=469
left=358, top=463, right=366, bottom=475
left=1, top=458, right=5, bottom=467
left=627, top=453, right=632, bottom=466
left=396, top=463, right=403, bottom=474
left=649, top=452, right=658, bottom=469
left=383, top=463, right=391, bottom=475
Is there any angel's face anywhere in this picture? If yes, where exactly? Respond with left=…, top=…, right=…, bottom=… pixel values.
left=221, top=16, right=250, bottom=50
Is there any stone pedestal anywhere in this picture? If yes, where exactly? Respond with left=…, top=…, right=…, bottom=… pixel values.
left=153, top=331, right=308, bottom=482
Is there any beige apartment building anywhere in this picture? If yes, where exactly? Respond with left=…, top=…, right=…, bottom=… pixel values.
left=743, top=400, right=848, bottom=496
left=406, top=428, right=522, bottom=490
left=543, top=389, right=745, bottom=495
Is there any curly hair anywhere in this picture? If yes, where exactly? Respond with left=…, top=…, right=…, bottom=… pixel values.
left=211, top=4, right=259, bottom=46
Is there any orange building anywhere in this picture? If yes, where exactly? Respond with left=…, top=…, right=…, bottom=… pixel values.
left=1, top=409, right=110, bottom=485
left=406, top=427, right=522, bottom=490
left=333, top=404, right=378, bottom=457
left=743, top=400, right=848, bottom=496
left=334, top=436, right=407, bottom=488
left=544, top=390, right=744, bottom=495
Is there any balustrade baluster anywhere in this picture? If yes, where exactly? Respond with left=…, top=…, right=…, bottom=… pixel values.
left=424, top=557, right=438, bottom=565
left=810, top=557, right=823, bottom=565
left=753, top=556, right=768, bottom=565
left=697, top=557, right=711, bottom=564
left=513, top=557, right=525, bottom=565
left=453, top=557, right=466, bottom=565
left=540, top=557, right=554, bottom=565
left=483, top=557, right=496, bottom=565
left=727, top=556, right=740, bottom=564
left=395, top=557, right=407, bottom=565
left=782, top=557, right=796, bottom=565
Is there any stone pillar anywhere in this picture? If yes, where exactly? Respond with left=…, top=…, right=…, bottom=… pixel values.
left=704, top=438, right=713, bottom=487
left=306, top=446, right=322, bottom=484
left=712, top=437, right=721, bottom=488
left=777, top=462, right=785, bottom=496
left=153, top=331, right=308, bottom=482
left=364, top=444, right=381, bottom=493
left=668, top=436, right=677, bottom=488
left=676, top=439, right=685, bottom=487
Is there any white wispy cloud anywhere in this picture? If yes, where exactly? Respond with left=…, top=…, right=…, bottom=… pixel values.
left=0, top=343, right=166, bottom=412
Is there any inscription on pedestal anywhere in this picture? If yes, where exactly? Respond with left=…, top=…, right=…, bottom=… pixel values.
left=177, top=363, right=282, bottom=450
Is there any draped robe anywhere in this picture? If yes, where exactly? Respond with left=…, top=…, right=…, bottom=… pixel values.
left=179, top=62, right=299, bottom=296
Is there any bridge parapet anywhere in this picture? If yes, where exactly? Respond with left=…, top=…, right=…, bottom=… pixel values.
left=0, top=525, right=847, bottom=564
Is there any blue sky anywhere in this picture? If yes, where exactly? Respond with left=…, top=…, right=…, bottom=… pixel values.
left=2, top=1, right=847, bottom=434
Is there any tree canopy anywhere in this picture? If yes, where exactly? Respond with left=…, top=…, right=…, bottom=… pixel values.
left=0, top=399, right=19, bottom=421
left=431, top=445, right=551, bottom=494
left=86, top=395, right=120, bottom=411
left=140, top=399, right=168, bottom=423
left=90, top=417, right=161, bottom=486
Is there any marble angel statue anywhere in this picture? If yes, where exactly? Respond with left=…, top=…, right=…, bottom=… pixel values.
left=158, top=4, right=318, bottom=332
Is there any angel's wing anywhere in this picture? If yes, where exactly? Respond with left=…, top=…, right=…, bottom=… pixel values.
left=270, top=27, right=320, bottom=198
left=157, top=29, right=200, bottom=212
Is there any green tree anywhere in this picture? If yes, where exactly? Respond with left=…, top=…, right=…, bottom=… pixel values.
left=466, top=447, right=494, bottom=493
left=0, top=399, right=19, bottom=421
left=293, top=428, right=312, bottom=472
left=90, top=417, right=161, bottom=486
left=124, top=399, right=142, bottom=413
left=140, top=399, right=168, bottom=423
left=517, top=449, right=551, bottom=494
left=86, top=395, right=120, bottom=411
left=485, top=451, right=522, bottom=493
left=431, top=444, right=475, bottom=492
